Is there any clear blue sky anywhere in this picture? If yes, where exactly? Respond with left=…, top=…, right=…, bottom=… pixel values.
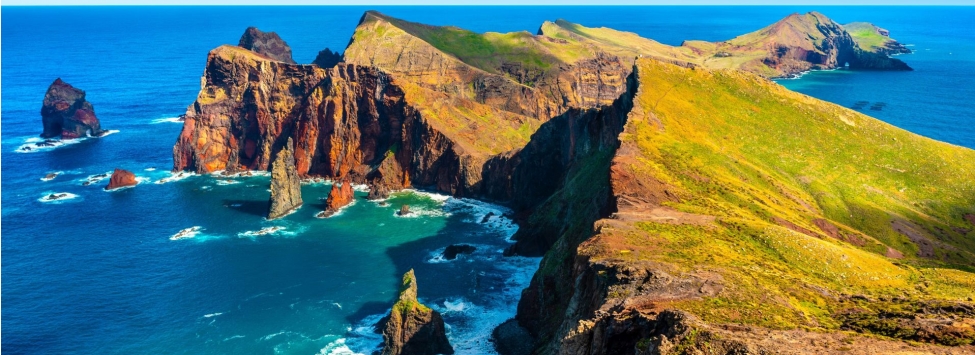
left=3, top=0, right=973, bottom=5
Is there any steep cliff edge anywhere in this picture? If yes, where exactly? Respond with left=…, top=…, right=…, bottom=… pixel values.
left=511, top=59, right=975, bottom=354
left=41, top=78, right=106, bottom=139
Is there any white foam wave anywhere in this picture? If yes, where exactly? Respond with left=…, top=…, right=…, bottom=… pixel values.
left=155, top=171, right=196, bottom=184
left=444, top=198, right=519, bottom=241
left=222, top=335, right=245, bottom=341
left=144, top=167, right=157, bottom=171
left=38, top=192, right=79, bottom=203
left=170, top=226, right=202, bottom=240
left=215, top=179, right=240, bottom=185
left=79, top=171, right=113, bottom=186
left=237, top=226, right=289, bottom=238
left=316, top=200, right=356, bottom=219
left=40, top=171, right=62, bottom=181
left=150, top=116, right=184, bottom=124
left=210, top=170, right=270, bottom=178
left=17, top=137, right=82, bottom=153
left=203, top=312, right=223, bottom=318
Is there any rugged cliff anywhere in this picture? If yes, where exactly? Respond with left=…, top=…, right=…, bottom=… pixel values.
left=511, top=59, right=975, bottom=354
left=41, top=78, right=106, bottom=139
left=380, top=269, right=454, bottom=355
left=170, top=11, right=975, bottom=354
left=238, top=27, right=296, bottom=64
left=267, top=137, right=302, bottom=219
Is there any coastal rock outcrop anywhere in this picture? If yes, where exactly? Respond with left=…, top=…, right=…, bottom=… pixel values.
left=318, top=179, right=353, bottom=217
left=105, top=168, right=137, bottom=190
left=312, top=48, right=342, bottom=68
left=441, top=244, right=476, bottom=260
left=238, top=27, right=296, bottom=64
left=267, top=138, right=302, bottom=219
left=41, top=78, right=106, bottom=139
left=379, top=269, right=453, bottom=355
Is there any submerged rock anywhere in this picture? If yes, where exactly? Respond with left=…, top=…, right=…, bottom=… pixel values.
left=379, top=269, right=454, bottom=355
left=267, top=138, right=302, bottom=219
left=105, top=169, right=137, bottom=190
left=238, top=27, right=296, bottom=64
left=41, top=78, right=106, bottom=139
left=442, top=244, right=476, bottom=260
left=398, top=205, right=411, bottom=216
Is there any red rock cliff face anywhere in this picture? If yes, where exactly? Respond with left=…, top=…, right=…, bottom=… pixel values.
left=173, top=45, right=503, bottom=198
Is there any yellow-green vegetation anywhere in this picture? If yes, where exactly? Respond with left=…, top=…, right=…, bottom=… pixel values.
left=595, top=58, right=975, bottom=334
left=844, top=22, right=893, bottom=52
left=356, top=11, right=593, bottom=76
left=393, top=269, right=431, bottom=314
left=396, top=79, right=538, bottom=155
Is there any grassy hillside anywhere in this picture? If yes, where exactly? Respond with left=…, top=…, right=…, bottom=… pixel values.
left=588, top=58, right=975, bottom=342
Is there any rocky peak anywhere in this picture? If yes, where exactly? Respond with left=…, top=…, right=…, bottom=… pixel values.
left=238, top=27, right=296, bottom=64
left=267, top=138, right=302, bottom=219
left=312, top=48, right=342, bottom=68
left=40, top=78, right=105, bottom=139
left=317, top=179, right=354, bottom=218
left=379, top=269, right=453, bottom=355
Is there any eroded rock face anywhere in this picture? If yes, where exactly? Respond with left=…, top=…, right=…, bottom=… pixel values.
left=318, top=180, right=353, bottom=217
left=41, top=78, right=105, bottom=139
left=238, top=27, right=296, bottom=64
left=105, top=169, right=137, bottom=190
left=380, top=269, right=453, bottom=355
left=267, top=138, right=302, bottom=219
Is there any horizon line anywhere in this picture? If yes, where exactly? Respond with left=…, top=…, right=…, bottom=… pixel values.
left=4, top=1, right=974, bottom=6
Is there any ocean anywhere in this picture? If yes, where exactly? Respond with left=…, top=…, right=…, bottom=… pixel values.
left=2, top=6, right=973, bottom=355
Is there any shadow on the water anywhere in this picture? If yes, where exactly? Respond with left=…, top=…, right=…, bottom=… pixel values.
left=222, top=199, right=269, bottom=217
left=345, top=300, right=394, bottom=328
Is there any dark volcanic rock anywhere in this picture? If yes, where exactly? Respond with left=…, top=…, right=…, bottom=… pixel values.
left=380, top=269, right=454, bottom=355
left=398, top=205, right=411, bottom=216
left=492, top=319, right=534, bottom=355
left=238, top=27, right=296, bottom=64
left=442, top=244, right=476, bottom=260
left=313, top=48, right=342, bottom=68
left=105, top=168, right=137, bottom=190
left=41, top=78, right=105, bottom=139
left=267, top=138, right=303, bottom=219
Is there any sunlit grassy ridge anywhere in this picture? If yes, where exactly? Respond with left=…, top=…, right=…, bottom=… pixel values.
left=844, top=22, right=893, bottom=52
left=587, top=58, right=975, bottom=335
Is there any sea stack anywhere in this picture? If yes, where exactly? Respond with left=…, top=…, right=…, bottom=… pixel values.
left=267, top=138, right=302, bottom=219
left=317, top=179, right=354, bottom=218
left=105, top=169, right=137, bottom=190
left=41, top=78, right=105, bottom=139
left=238, top=27, right=296, bottom=64
left=380, top=270, right=454, bottom=355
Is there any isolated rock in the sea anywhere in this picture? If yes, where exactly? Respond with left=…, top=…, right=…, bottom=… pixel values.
left=42, top=172, right=59, bottom=181
left=43, top=193, right=71, bottom=201
left=105, top=169, right=137, bottom=190
left=238, top=27, right=296, bottom=64
left=312, top=48, right=342, bottom=68
left=442, top=244, right=476, bottom=260
left=268, top=138, right=303, bottom=219
left=398, top=205, right=411, bottom=216
left=317, top=179, right=354, bottom=218
left=380, top=269, right=454, bottom=355
left=41, top=78, right=105, bottom=139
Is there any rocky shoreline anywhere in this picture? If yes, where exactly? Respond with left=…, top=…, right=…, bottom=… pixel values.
left=165, top=13, right=975, bottom=355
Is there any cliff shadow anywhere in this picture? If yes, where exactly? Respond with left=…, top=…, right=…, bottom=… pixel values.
left=222, top=199, right=269, bottom=217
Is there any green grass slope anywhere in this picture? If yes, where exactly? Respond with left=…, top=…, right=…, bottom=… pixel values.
left=588, top=58, right=975, bottom=343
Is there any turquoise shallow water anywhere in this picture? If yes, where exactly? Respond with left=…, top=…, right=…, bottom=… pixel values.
left=2, top=6, right=973, bottom=355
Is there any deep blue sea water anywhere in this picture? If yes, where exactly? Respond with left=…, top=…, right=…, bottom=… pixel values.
left=2, top=6, right=973, bottom=355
